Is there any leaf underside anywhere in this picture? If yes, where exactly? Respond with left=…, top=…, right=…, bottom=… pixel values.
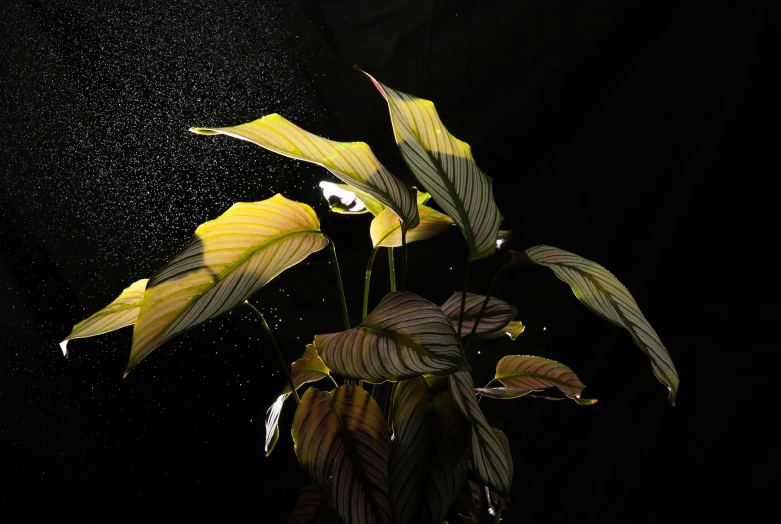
left=440, top=292, right=518, bottom=338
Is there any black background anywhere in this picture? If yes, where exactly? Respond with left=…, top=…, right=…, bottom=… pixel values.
left=1, top=0, right=776, bottom=522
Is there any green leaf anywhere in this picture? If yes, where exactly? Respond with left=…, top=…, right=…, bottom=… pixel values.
left=440, top=292, right=517, bottom=338
left=191, top=114, right=419, bottom=229
left=474, top=387, right=537, bottom=399
left=415, top=189, right=432, bottom=206
left=362, top=70, right=503, bottom=260
left=523, top=245, right=679, bottom=405
left=390, top=375, right=470, bottom=524
left=265, top=344, right=331, bottom=456
left=60, top=278, right=148, bottom=358
left=128, top=194, right=328, bottom=376
left=292, top=386, right=392, bottom=524
left=371, top=206, right=454, bottom=248
left=315, top=292, right=468, bottom=383
left=475, top=320, right=525, bottom=340
left=448, top=371, right=513, bottom=498
left=287, top=484, right=341, bottom=524
left=319, top=181, right=384, bottom=216
left=494, top=355, right=590, bottom=399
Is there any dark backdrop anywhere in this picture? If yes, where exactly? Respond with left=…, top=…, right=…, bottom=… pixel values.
left=1, top=0, right=776, bottom=522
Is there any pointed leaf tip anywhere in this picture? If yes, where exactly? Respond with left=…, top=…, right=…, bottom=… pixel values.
left=59, top=340, right=69, bottom=359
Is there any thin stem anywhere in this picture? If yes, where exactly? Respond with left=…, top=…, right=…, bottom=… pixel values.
left=388, top=248, right=396, bottom=292
left=464, top=264, right=512, bottom=357
left=323, top=234, right=350, bottom=331
left=400, top=225, right=407, bottom=291
left=456, top=260, right=473, bottom=337
left=363, top=246, right=379, bottom=320
left=327, top=374, right=339, bottom=389
left=244, top=300, right=299, bottom=406
left=493, top=499, right=504, bottom=524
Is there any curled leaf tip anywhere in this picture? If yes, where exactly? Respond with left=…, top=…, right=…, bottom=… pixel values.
left=59, top=340, right=69, bottom=359
left=189, top=127, right=220, bottom=135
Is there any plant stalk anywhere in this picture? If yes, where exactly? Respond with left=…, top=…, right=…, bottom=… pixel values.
left=323, top=235, right=350, bottom=331
left=464, top=264, right=511, bottom=356
left=400, top=225, right=407, bottom=291
left=244, top=300, right=300, bottom=406
left=388, top=247, right=396, bottom=292
left=456, top=259, right=473, bottom=338
left=363, top=246, right=379, bottom=320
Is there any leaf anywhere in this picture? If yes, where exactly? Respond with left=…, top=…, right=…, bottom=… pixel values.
left=523, top=245, right=679, bottom=405
left=390, top=375, right=470, bottom=524
left=371, top=205, right=454, bottom=248
left=475, top=320, right=525, bottom=340
left=191, top=114, right=419, bottom=229
left=362, top=70, right=503, bottom=260
left=265, top=344, right=331, bottom=456
left=128, top=194, right=328, bottom=376
left=60, top=279, right=148, bottom=358
left=292, top=386, right=392, bottom=524
left=287, top=484, right=341, bottom=524
left=319, top=181, right=384, bottom=216
left=448, top=371, right=513, bottom=498
left=440, top=292, right=517, bottom=338
left=494, top=355, right=589, bottom=399
left=315, top=292, right=468, bottom=383
left=475, top=387, right=538, bottom=400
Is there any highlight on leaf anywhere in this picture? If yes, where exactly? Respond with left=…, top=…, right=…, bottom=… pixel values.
left=478, top=355, right=596, bottom=405
left=440, top=292, right=518, bottom=338
left=523, top=245, right=679, bottom=405
left=265, top=344, right=331, bottom=456
left=361, top=69, right=503, bottom=260
left=390, top=375, right=470, bottom=524
left=190, top=113, right=419, bottom=229
left=319, top=180, right=385, bottom=216
left=127, top=194, right=328, bottom=376
left=60, top=278, right=148, bottom=359
left=370, top=205, right=454, bottom=248
left=316, top=292, right=468, bottom=383
left=448, top=371, right=513, bottom=498
left=292, top=385, right=392, bottom=524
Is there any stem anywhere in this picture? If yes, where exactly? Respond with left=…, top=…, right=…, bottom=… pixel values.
left=388, top=248, right=396, bottom=292
left=493, top=501, right=504, bottom=524
left=244, top=300, right=299, bottom=406
left=322, top=235, right=350, bottom=331
left=464, top=264, right=512, bottom=357
left=327, top=374, right=339, bottom=389
left=363, top=246, right=379, bottom=320
left=456, top=260, right=473, bottom=338
left=400, top=225, right=407, bottom=291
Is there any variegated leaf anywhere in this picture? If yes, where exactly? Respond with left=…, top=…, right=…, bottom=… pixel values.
left=315, top=292, right=468, bottom=383
left=319, top=181, right=384, bottom=216
left=523, top=245, right=679, bottom=405
left=292, top=386, right=392, bottom=524
left=440, top=292, right=517, bottom=338
left=476, top=320, right=525, bottom=340
left=128, top=194, right=328, bottom=376
left=60, top=279, right=148, bottom=358
left=191, top=114, right=419, bottom=229
left=363, top=71, right=503, bottom=260
left=390, top=375, right=470, bottom=524
left=448, top=371, right=512, bottom=497
left=475, top=387, right=538, bottom=400
left=287, top=484, right=341, bottom=524
left=265, top=344, right=331, bottom=456
left=370, top=205, right=454, bottom=248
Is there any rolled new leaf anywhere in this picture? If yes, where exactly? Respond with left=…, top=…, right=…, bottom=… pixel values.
left=315, top=292, right=468, bottom=383
left=370, top=205, right=454, bottom=248
left=292, top=386, right=392, bottom=524
left=390, top=375, right=470, bottom=524
left=60, top=279, right=148, bottom=358
left=448, top=371, right=513, bottom=498
left=440, top=292, right=517, bottom=338
left=362, top=70, right=503, bottom=260
left=191, top=114, right=419, bottom=229
left=522, top=245, right=679, bottom=405
left=128, top=194, right=328, bottom=376
left=265, top=344, right=331, bottom=456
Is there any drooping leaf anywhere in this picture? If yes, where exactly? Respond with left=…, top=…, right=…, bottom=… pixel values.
left=287, top=484, right=342, bottom=524
left=440, top=292, right=517, bottom=338
left=522, top=245, right=679, bottom=405
left=60, top=279, right=148, bottom=358
left=371, top=206, right=454, bottom=248
left=363, top=70, right=503, bottom=260
left=128, top=194, right=328, bottom=376
left=448, top=371, right=513, bottom=498
left=494, top=355, right=589, bottom=400
left=474, top=387, right=538, bottom=400
left=390, top=375, right=470, bottom=524
left=265, top=344, right=331, bottom=456
left=191, top=114, right=419, bottom=229
left=319, top=181, right=384, bottom=216
left=292, top=386, right=392, bottom=524
left=315, top=292, right=468, bottom=383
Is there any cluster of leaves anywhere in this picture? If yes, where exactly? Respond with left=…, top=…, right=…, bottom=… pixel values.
left=62, top=70, right=678, bottom=523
